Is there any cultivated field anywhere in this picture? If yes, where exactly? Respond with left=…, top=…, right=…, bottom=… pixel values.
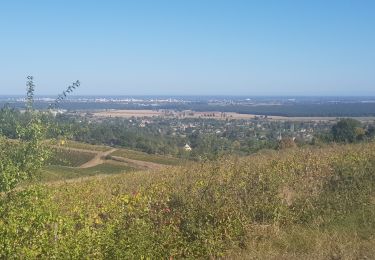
left=91, top=109, right=375, bottom=122
left=49, top=148, right=96, bottom=167
left=93, top=109, right=163, bottom=118
left=43, top=141, right=182, bottom=182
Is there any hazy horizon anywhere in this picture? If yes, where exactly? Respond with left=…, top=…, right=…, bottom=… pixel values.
left=1, top=1, right=374, bottom=96
left=2, top=94, right=375, bottom=100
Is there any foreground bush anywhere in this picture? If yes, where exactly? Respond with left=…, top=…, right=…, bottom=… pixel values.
left=1, top=143, right=375, bottom=258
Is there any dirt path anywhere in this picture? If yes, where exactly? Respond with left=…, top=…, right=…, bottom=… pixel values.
left=53, top=146, right=165, bottom=170
left=79, top=148, right=118, bottom=168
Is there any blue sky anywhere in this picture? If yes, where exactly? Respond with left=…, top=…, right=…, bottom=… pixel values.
left=0, top=0, right=374, bottom=96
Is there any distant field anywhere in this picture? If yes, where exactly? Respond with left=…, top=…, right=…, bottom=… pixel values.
left=39, top=163, right=135, bottom=182
left=91, top=109, right=375, bottom=122
left=48, top=148, right=96, bottom=167
left=111, top=148, right=181, bottom=165
left=92, top=109, right=259, bottom=119
left=93, top=109, right=163, bottom=118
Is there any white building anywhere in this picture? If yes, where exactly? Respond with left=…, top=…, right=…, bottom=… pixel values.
left=184, top=144, right=192, bottom=151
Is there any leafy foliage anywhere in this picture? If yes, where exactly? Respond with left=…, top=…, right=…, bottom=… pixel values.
left=0, top=77, right=49, bottom=192
left=331, top=118, right=362, bottom=143
left=0, top=76, right=79, bottom=192
left=26, top=76, right=35, bottom=111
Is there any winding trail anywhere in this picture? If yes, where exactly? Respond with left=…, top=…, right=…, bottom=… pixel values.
left=79, top=148, right=118, bottom=168
left=53, top=146, right=165, bottom=170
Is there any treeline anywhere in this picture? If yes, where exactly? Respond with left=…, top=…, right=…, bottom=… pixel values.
left=319, top=118, right=375, bottom=143
left=156, top=103, right=375, bottom=117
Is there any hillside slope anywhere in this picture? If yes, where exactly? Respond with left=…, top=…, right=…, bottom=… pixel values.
left=1, top=143, right=375, bottom=258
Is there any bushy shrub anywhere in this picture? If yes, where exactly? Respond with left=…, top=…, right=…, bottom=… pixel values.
left=0, top=187, right=58, bottom=258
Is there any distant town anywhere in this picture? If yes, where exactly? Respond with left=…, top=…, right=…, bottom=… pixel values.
left=1, top=95, right=375, bottom=117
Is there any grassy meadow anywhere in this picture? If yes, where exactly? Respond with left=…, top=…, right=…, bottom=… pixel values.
left=1, top=142, right=375, bottom=258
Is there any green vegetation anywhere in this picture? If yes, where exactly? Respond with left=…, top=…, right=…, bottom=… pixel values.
left=323, top=118, right=375, bottom=144
left=0, top=125, right=48, bottom=192
left=0, top=77, right=50, bottom=192
left=1, top=142, right=374, bottom=258
left=332, top=118, right=364, bottom=143
left=0, top=76, right=79, bottom=192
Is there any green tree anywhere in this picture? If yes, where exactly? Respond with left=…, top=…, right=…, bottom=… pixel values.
left=331, top=118, right=362, bottom=143
left=0, top=76, right=79, bottom=192
left=0, top=77, right=48, bottom=192
left=366, top=125, right=375, bottom=139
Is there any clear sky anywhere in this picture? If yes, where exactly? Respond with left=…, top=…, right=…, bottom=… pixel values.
left=0, top=0, right=374, bottom=96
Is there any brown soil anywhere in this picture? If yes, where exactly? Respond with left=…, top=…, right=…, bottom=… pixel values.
left=79, top=148, right=117, bottom=168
